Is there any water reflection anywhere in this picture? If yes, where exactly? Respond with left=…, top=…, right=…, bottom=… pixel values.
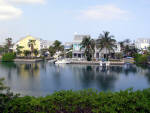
left=15, top=63, right=40, bottom=77
left=0, top=62, right=150, bottom=96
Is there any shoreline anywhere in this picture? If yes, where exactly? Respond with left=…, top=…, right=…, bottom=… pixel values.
left=70, top=60, right=125, bottom=65
left=14, top=58, right=43, bottom=62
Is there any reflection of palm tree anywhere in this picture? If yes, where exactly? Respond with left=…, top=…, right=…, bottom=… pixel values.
left=96, top=31, right=116, bottom=60
left=96, top=72, right=118, bottom=91
left=123, top=65, right=137, bottom=76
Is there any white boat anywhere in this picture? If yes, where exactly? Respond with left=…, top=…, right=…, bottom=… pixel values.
left=55, top=59, right=71, bottom=64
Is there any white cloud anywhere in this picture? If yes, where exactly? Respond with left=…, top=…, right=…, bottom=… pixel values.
left=79, top=4, right=128, bottom=21
left=0, top=0, right=46, bottom=20
left=8, top=0, right=46, bottom=4
left=0, top=1, right=22, bottom=20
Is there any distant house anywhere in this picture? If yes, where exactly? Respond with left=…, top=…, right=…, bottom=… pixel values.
left=64, top=42, right=72, bottom=50
left=135, top=38, right=150, bottom=50
left=72, top=35, right=90, bottom=59
left=40, top=40, right=53, bottom=50
left=95, top=43, right=121, bottom=59
left=13, top=36, right=53, bottom=56
left=13, top=36, right=41, bottom=53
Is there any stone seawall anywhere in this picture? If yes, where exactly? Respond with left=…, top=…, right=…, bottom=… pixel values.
left=14, top=59, right=43, bottom=62
left=70, top=61, right=125, bottom=65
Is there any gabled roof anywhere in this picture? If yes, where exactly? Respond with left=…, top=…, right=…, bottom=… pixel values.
left=15, top=35, right=42, bottom=44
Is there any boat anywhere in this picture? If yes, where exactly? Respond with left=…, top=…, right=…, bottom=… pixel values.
left=55, top=59, right=71, bottom=64
left=48, top=59, right=56, bottom=63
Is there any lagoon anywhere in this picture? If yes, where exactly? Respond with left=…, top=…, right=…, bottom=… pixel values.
left=0, top=61, right=150, bottom=96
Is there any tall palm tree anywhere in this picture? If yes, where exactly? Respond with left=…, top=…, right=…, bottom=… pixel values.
left=5, top=38, right=13, bottom=53
left=28, top=40, right=36, bottom=57
left=81, top=36, right=95, bottom=61
left=96, top=31, right=116, bottom=61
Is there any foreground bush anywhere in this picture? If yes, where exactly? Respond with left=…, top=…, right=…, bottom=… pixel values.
left=2, top=53, right=16, bottom=62
left=0, top=88, right=150, bottom=113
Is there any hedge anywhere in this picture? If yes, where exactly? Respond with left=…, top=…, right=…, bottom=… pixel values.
left=1, top=88, right=150, bottom=113
left=134, top=54, right=148, bottom=64
left=2, top=53, right=16, bottom=62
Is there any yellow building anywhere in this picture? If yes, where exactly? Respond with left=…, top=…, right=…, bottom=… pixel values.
left=13, top=36, right=41, bottom=56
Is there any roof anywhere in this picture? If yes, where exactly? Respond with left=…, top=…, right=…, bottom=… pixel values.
left=73, top=35, right=90, bottom=43
left=15, top=35, right=42, bottom=44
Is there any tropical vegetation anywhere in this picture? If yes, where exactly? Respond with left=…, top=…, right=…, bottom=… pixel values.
left=80, top=36, right=95, bottom=61
left=48, top=40, right=64, bottom=57
left=134, top=54, right=149, bottom=64
left=28, top=40, right=36, bottom=57
left=4, top=38, right=13, bottom=53
left=2, top=53, right=16, bottom=62
left=16, top=45, right=24, bottom=56
left=96, top=31, right=116, bottom=61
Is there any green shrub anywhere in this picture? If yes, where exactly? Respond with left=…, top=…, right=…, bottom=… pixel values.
left=134, top=54, right=148, bottom=64
left=2, top=53, right=16, bottom=62
left=0, top=88, right=150, bottom=113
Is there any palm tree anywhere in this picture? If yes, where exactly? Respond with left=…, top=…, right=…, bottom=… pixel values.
left=5, top=38, right=13, bottom=53
left=81, top=36, right=95, bottom=61
left=96, top=31, right=116, bottom=61
left=28, top=40, right=36, bottom=57
left=16, top=45, right=24, bottom=56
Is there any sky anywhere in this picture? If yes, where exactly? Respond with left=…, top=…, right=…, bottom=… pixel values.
left=0, top=0, right=150, bottom=43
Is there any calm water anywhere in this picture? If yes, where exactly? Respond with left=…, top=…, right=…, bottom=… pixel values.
left=0, top=61, right=150, bottom=96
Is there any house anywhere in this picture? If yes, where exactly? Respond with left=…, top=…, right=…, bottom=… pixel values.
left=40, top=40, right=54, bottom=50
left=94, top=43, right=121, bottom=59
left=72, top=35, right=90, bottom=59
left=13, top=36, right=41, bottom=53
left=64, top=42, right=72, bottom=50
left=135, top=38, right=150, bottom=50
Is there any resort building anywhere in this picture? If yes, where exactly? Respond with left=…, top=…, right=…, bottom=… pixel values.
left=135, top=38, right=150, bottom=50
left=72, top=35, right=90, bottom=59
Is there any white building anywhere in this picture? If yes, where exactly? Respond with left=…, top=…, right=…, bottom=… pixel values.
left=135, top=38, right=150, bottom=50
left=64, top=42, right=72, bottom=50
left=72, top=34, right=121, bottom=59
left=40, top=40, right=54, bottom=49
left=94, top=43, right=121, bottom=59
left=72, top=35, right=90, bottom=58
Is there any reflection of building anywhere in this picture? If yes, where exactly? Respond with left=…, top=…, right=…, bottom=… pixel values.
left=72, top=35, right=90, bottom=58
left=135, top=38, right=150, bottom=50
left=16, top=63, right=40, bottom=78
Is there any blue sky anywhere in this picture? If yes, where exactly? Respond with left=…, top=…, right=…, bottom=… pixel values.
left=0, top=0, right=150, bottom=43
